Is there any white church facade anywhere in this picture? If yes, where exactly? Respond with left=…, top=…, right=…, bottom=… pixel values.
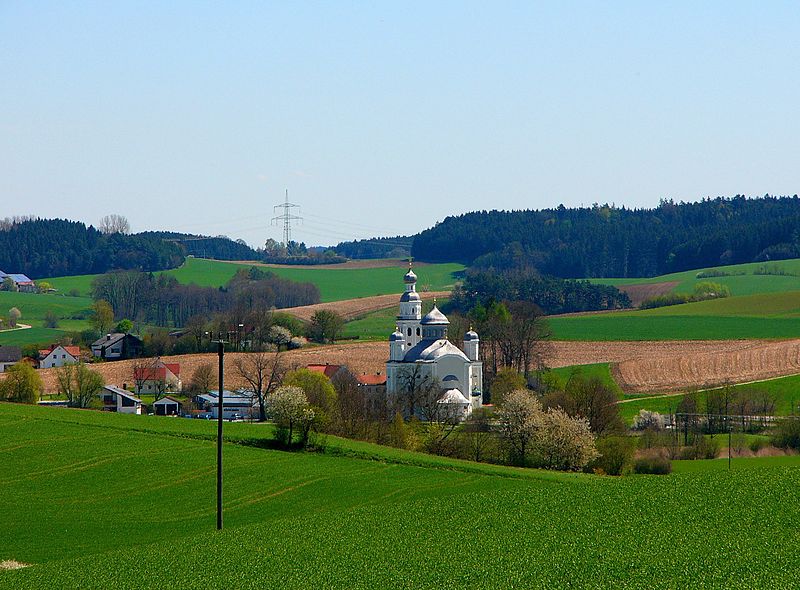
left=386, top=265, right=483, bottom=418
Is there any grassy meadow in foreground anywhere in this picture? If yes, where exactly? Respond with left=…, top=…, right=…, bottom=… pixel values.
left=3, top=403, right=800, bottom=589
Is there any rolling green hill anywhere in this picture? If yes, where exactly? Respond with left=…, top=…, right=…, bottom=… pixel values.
left=618, top=373, right=800, bottom=423
left=0, top=291, right=93, bottom=346
left=549, top=290, right=800, bottom=340
left=45, top=258, right=465, bottom=302
left=592, top=258, right=800, bottom=297
left=3, top=403, right=800, bottom=589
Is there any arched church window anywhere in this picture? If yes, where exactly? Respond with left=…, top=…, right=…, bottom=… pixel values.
left=407, top=328, right=412, bottom=336
left=416, top=328, right=420, bottom=336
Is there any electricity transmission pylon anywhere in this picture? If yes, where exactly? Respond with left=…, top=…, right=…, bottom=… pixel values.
left=271, top=189, right=302, bottom=246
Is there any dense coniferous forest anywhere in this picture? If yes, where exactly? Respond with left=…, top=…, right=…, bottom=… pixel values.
left=0, top=218, right=184, bottom=278
left=140, top=231, right=261, bottom=261
left=411, top=196, right=800, bottom=278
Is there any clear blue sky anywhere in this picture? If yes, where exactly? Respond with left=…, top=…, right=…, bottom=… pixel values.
left=2, top=2, right=799, bottom=248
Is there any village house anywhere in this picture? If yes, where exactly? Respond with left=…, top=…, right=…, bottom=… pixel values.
left=0, top=345, right=21, bottom=373
left=99, top=385, right=143, bottom=415
left=38, top=344, right=80, bottom=368
left=307, top=363, right=387, bottom=395
left=133, top=360, right=182, bottom=395
left=91, top=333, right=143, bottom=360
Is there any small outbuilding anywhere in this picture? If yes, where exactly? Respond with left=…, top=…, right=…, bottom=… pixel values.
left=153, top=396, right=182, bottom=416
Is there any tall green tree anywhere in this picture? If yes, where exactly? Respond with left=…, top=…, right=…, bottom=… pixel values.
left=0, top=363, right=42, bottom=403
left=56, top=363, right=105, bottom=408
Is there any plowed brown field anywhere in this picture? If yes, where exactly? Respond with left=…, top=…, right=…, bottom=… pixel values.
left=19, top=339, right=800, bottom=395
left=282, top=291, right=450, bottom=322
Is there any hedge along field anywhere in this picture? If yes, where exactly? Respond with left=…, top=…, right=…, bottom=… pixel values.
left=5, top=405, right=800, bottom=589
left=591, top=257, right=800, bottom=297
left=618, top=373, right=800, bottom=423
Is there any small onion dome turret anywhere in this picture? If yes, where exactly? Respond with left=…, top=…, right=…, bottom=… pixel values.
left=464, top=329, right=479, bottom=341
left=400, top=290, right=421, bottom=302
left=389, top=327, right=404, bottom=342
left=420, top=305, right=449, bottom=325
left=404, top=265, right=417, bottom=284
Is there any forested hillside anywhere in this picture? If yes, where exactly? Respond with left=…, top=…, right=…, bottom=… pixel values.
left=412, top=196, right=800, bottom=278
left=0, top=218, right=184, bottom=278
left=141, top=231, right=261, bottom=260
left=334, top=235, right=412, bottom=259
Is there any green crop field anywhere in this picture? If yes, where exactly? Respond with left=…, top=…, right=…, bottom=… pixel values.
left=618, top=373, right=800, bottom=423
left=549, top=363, right=624, bottom=397
left=4, top=403, right=800, bottom=589
left=549, top=290, right=800, bottom=341
left=592, top=257, right=800, bottom=297
left=0, top=291, right=93, bottom=346
left=44, top=258, right=464, bottom=303
left=164, top=258, right=464, bottom=302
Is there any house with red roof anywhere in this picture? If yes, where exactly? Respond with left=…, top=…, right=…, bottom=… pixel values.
left=133, top=360, right=182, bottom=395
left=307, top=364, right=344, bottom=379
left=38, top=344, right=81, bottom=369
left=356, top=372, right=387, bottom=395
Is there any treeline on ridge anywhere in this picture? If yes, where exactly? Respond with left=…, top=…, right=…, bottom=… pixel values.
left=450, top=267, right=631, bottom=316
left=412, top=195, right=800, bottom=278
left=91, top=266, right=320, bottom=328
left=0, top=218, right=184, bottom=278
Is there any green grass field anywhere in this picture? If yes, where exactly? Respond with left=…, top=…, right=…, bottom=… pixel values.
left=45, top=258, right=464, bottom=303
left=618, top=373, right=800, bottom=423
left=0, top=291, right=93, bottom=346
left=165, top=258, right=464, bottom=302
left=592, top=257, right=800, bottom=296
left=3, top=403, right=800, bottom=589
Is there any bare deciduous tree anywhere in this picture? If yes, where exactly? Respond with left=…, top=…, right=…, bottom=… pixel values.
left=234, top=351, right=285, bottom=421
left=98, top=214, right=130, bottom=235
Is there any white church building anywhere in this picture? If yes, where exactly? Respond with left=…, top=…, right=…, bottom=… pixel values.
left=386, top=264, right=483, bottom=418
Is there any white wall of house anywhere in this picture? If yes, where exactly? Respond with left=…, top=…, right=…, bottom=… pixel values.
left=40, top=347, right=78, bottom=369
left=0, top=361, right=16, bottom=373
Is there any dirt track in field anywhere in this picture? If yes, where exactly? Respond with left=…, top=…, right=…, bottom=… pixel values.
left=20, top=339, right=800, bottom=395
left=282, top=291, right=451, bottom=322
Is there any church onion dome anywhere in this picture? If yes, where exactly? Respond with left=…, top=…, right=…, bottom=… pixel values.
left=403, top=267, right=417, bottom=284
left=420, top=305, right=449, bottom=325
left=400, top=290, right=421, bottom=303
left=464, top=329, right=479, bottom=341
left=438, top=388, right=470, bottom=405
left=389, top=328, right=404, bottom=342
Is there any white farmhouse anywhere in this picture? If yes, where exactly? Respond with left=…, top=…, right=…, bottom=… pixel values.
left=100, top=385, right=143, bottom=415
left=386, top=265, right=483, bottom=418
left=38, top=344, right=80, bottom=369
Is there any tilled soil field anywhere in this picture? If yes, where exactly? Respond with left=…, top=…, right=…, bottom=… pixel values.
left=282, top=291, right=451, bottom=322
left=19, top=339, right=800, bottom=395
left=614, top=338, right=800, bottom=393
